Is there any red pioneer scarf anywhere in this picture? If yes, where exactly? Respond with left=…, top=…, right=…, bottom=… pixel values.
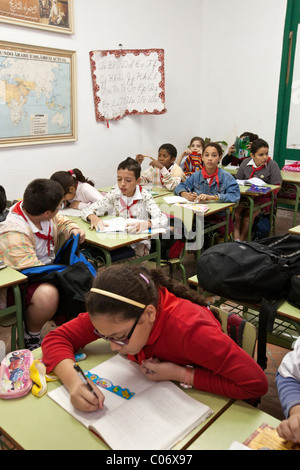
left=13, top=201, right=53, bottom=256
left=249, top=157, right=271, bottom=178
left=201, top=166, right=220, bottom=189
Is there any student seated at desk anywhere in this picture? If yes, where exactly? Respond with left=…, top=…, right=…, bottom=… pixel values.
left=136, top=143, right=186, bottom=190
left=81, top=157, right=168, bottom=257
left=175, top=142, right=240, bottom=235
left=50, top=168, right=103, bottom=210
left=233, top=138, right=282, bottom=241
left=276, top=336, right=300, bottom=443
left=0, top=179, right=85, bottom=350
left=176, top=136, right=204, bottom=176
left=221, top=132, right=258, bottom=167
left=41, top=265, right=268, bottom=413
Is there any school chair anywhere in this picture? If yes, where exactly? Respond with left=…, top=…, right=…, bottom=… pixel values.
left=210, top=305, right=257, bottom=358
left=0, top=286, right=25, bottom=350
left=151, top=205, right=195, bottom=284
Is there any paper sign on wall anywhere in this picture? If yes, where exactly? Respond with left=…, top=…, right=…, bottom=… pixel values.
left=89, top=48, right=165, bottom=123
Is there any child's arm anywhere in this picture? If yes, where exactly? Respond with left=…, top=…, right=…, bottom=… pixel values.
left=176, top=149, right=190, bottom=167
left=142, top=191, right=169, bottom=229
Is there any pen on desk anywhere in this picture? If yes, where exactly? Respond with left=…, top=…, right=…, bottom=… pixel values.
left=73, top=363, right=97, bottom=396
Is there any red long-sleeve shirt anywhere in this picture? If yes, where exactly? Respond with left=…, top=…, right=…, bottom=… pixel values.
left=41, top=287, right=268, bottom=400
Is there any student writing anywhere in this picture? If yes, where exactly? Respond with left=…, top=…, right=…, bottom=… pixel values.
left=41, top=265, right=268, bottom=413
left=233, top=138, right=282, bottom=241
left=136, top=143, right=186, bottom=190
left=81, top=158, right=168, bottom=257
left=51, top=168, right=103, bottom=210
left=0, top=179, right=85, bottom=350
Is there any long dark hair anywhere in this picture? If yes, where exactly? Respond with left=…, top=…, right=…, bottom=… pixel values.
left=86, top=265, right=212, bottom=321
left=50, top=169, right=94, bottom=195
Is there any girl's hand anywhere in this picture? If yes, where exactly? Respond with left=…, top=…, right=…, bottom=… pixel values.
left=196, top=194, right=217, bottom=202
left=69, top=379, right=105, bottom=412
left=140, top=358, right=187, bottom=383
left=180, top=191, right=198, bottom=202
left=69, top=200, right=80, bottom=209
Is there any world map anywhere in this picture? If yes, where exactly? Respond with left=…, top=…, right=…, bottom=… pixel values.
left=0, top=51, right=72, bottom=139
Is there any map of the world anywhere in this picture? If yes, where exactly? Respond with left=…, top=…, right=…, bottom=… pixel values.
left=0, top=48, right=72, bottom=140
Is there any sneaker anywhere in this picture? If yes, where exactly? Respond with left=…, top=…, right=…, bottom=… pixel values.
left=24, top=333, right=42, bottom=351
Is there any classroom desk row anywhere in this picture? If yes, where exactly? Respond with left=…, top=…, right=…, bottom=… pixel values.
left=223, top=165, right=300, bottom=229
left=0, top=339, right=281, bottom=451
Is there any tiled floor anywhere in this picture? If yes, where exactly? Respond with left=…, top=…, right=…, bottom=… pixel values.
left=0, top=207, right=298, bottom=449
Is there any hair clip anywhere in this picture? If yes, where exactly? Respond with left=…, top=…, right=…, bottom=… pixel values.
left=139, top=273, right=149, bottom=284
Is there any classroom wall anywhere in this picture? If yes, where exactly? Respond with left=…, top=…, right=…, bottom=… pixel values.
left=0, top=0, right=287, bottom=201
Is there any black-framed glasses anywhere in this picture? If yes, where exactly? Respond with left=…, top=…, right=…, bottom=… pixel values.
left=94, top=310, right=144, bottom=346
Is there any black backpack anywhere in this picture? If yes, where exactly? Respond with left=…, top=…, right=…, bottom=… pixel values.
left=197, top=234, right=300, bottom=304
left=197, top=234, right=300, bottom=369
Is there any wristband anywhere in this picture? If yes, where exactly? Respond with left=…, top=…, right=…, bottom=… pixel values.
left=180, top=365, right=193, bottom=389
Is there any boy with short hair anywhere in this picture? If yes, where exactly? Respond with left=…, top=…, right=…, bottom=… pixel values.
left=136, top=143, right=186, bottom=190
left=82, top=157, right=168, bottom=256
left=0, top=178, right=85, bottom=349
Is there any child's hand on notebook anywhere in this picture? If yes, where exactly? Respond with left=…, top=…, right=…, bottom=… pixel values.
left=126, top=219, right=149, bottom=233
left=140, top=358, right=187, bottom=383
left=69, top=378, right=105, bottom=412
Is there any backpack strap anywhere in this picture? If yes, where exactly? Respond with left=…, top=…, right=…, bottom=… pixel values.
left=257, top=298, right=280, bottom=370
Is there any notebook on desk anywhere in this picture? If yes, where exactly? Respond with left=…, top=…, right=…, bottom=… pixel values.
left=47, top=355, right=213, bottom=450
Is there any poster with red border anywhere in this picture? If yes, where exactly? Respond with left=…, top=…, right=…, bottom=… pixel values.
left=89, top=48, right=165, bottom=123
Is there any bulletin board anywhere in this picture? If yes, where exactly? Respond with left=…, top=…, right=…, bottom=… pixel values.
left=89, top=48, right=166, bottom=123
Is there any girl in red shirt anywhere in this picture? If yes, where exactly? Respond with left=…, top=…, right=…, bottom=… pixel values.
left=42, top=265, right=268, bottom=412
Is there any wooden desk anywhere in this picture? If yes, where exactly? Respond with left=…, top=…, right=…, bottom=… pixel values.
left=0, top=266, right=27, bottom=350
left=70, top=216, right=162, bottom=267
left=0, top=340, right=233, bottom=450
left=278, top=171, right=300, bottom=227
left=186, top=400, right=280, bottom=450
left=238, top=184, right=278, bottom=241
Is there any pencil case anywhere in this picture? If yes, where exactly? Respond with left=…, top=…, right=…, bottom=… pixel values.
left=0, top=349, right=34, bottom=399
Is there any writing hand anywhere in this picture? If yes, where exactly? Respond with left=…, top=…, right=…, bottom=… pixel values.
left=69, top=379, right=105, bottom=412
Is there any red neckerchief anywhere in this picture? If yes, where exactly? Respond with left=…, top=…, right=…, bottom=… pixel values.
left=13, top=201, right=53, bottom=256
left=119, top=185, right=142, bottom=217
left=184, top=153, right=203, bottom=174
left=249, top=157, right=271, bottom=178
left=201, top=166, right=220, bottom=189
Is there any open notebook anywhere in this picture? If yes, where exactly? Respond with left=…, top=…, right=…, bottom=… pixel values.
left=47, top=355, right=212, bottom=450
left=96, top=217, right=166, bottom=234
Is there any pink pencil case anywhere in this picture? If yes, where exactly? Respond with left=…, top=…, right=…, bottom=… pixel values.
left=0, top=349, right=34, bottom=399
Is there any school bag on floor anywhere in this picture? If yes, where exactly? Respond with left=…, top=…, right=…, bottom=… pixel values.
left=196, top=234, right=300, bottom=369
left=21, top=234, right=96, bottom=321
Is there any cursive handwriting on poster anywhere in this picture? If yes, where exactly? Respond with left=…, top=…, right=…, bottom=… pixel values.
left=89, top=49, right=166, bottom=122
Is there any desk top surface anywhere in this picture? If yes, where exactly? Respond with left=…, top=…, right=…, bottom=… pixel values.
left=281, top=171, right=300, bottom=183
left=0, top=340, right=232, bottom=450
left=289, top=224, right=300, bottom=235
left=0, top=265, right=27, bottom=288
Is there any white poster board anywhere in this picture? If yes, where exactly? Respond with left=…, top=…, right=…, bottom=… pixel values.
left=89, top=48, right=165, bottom=123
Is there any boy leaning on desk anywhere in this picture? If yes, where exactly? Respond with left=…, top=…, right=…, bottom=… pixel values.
left=81, top=157, right=168, bottom=257
left=0, top=179, right=85, bottom=350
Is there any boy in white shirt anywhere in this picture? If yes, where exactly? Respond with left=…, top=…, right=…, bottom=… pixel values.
left=81, top=158, right=168, bottom=257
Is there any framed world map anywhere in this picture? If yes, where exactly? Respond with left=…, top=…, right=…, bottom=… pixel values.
left=0, top=41, right=77, bottom=147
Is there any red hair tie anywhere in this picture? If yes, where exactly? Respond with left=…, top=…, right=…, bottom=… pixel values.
left=68, top=170, right=74, bottom=175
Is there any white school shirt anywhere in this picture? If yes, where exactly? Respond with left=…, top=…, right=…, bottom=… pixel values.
left=70, top=181, right=103, bottom=209
left=18, top=204, right=55, bottom=265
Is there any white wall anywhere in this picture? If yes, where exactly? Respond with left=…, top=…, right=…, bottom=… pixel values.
left=0, top=0, right=287, bottom=200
